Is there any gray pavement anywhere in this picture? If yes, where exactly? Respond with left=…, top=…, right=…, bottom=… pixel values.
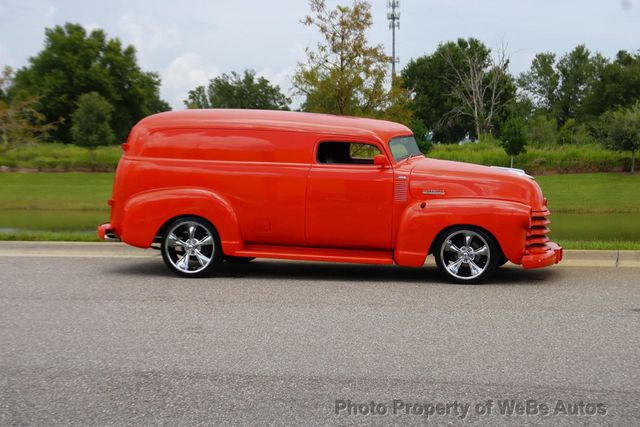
left=0, top=243, right=639, bottom=425
left=1, top=241, right=639, bottom=267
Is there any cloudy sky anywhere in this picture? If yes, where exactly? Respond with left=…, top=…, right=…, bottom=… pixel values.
left=0, top=0, right=638, bottom=109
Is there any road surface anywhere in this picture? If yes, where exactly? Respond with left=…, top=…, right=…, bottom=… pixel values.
left=0, top=247, right=639, bottom=425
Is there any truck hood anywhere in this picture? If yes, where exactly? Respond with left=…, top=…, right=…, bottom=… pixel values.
left=407, top=157, right=546, bottom=210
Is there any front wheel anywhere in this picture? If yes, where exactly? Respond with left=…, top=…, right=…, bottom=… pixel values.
left=497, top=254, right=509, bottom=267
left=161, top=216, right=223, bottom=277
left=434, top=227, right=499, bottom=284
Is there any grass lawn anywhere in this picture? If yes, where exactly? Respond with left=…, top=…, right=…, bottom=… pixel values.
left=0, top=172, right=113, bottom=210
left=536, top=173, right=640, bottom=213
left=0, top=171, right=638, bottom=248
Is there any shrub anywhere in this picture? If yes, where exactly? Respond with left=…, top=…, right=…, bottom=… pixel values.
left=0, top=138, right=631, bottom=175
left=557, top=119, right=597, bottom=145
left=500, top=117, right=528, bottom=168
left=526, top=115, right=557, bottom=146
left=429, top=141, right=628, bottom=174
left=599, top=103, right=640, bottom=173
left=0, top=142, right=120, bottom=171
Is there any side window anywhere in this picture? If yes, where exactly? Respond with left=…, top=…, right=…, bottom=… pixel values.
left=317, top=142, right=382, bottom=165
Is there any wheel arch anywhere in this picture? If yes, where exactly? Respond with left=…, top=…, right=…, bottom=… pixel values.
left=155, top=213, right=216, bottom=241
left=428, top=223, right=505, bottom=259
left=119, top=187, right=243, bottom=252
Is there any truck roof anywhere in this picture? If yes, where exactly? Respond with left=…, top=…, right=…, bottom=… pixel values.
left=135, top=109, right=412, bottom=142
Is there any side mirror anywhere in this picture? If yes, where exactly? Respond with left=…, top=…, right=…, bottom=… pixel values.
left=373, top=154, right=390, bottom=168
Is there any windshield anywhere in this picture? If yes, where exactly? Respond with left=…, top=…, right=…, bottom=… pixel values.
left=389, top=136, right=423, bottom=162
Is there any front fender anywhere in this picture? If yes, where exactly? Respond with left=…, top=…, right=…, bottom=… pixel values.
left=394, top=198, right=530, bottom=267
left=121, top=187, right=243, bottom=251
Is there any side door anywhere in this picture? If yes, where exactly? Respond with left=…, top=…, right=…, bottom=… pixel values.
left=305, top=140, right=394, bottom=249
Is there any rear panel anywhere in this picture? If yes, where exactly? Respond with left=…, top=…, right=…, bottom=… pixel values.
left=114, top=127, right=316, bottom=247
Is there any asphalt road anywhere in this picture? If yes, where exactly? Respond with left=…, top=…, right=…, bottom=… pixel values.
left=0, top=250, right=639, bottom=425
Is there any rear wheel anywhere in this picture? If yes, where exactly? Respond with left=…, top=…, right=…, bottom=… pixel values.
left=161, top=216, right=223, bottom=277
left=434, top=226, right=499, bottom=284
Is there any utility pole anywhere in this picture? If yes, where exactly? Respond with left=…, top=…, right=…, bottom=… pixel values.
left=387, top=0, right=400, bottom=77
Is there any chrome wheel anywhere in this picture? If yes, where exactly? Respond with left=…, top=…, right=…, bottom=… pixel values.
left=437, top=228, right=496, bottom=282
left=163, top=219, right=217, bottom=275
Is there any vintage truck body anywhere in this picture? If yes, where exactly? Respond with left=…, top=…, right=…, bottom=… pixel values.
left=98, top=109, right=562, bottom=282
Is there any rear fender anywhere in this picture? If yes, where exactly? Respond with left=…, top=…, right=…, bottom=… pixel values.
left=121, top=187, right=242, bottom=252
left=394, top=198, right=530, bottom=267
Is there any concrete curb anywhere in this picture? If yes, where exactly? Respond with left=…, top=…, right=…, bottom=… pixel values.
left=0, top=241, right=156, bottom=259
left=559, top=249, right=640, bottom=268
left=0, top=241, right=639, bottom=268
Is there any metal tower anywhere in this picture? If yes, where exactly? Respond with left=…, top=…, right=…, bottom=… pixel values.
left=387, top=1, right=400, bottom=77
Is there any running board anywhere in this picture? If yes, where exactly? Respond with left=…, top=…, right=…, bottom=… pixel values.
left=232, top=244, right=395, bottom=265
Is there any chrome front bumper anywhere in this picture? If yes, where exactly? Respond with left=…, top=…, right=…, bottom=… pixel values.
left=97, top=223, right=120, bottom=241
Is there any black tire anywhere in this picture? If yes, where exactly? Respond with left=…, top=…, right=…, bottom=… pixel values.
left=160, top=216, right=223, bottom=278
left=433, top=226, right=500, bottom=284
left=497, top=254, right=509, bottom=267
left=225, top=256, right=255, bottom=263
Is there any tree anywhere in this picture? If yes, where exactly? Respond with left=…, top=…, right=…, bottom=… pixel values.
left=292, top=0, right=409, bottom=120
left=381, top=77, right=414, bottom=124
left=0, top=66, right=11, bottom=103
left=402, top=38, right=515, bottom=143
left=10, top=23, right=170, bottom=144
left=184, top=70, right=290, bottom=110
left=556, top=45, right=607, bottom=123
left=500, top=116, right=527, bottom=168
left=600, top=103, right=640, bottom=173
left=583, top=50, right=640, bottom=118
left=518, top=45, right=606, bottom=126
left=70, top=92, right=115, bottom=164
left=516, top=52, right=559, bottom=112
left=525, top=114, right=557, bottom=146
left=439, top=39, right=513, bottom=141
left=0, top=66, right=56, bottom=149
left=402, top=50, right=472, bottom=143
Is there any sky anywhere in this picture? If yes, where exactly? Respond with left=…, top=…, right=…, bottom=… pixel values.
left=0, top=0, right=638, bottom=109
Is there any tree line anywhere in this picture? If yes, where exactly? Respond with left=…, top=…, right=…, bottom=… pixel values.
left=0, top=23, right=169, bottom=150
left=1, top=0, right=638, bottom=171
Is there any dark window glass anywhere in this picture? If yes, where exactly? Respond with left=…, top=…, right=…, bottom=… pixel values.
left=317, top=142, right=381, bottom=165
